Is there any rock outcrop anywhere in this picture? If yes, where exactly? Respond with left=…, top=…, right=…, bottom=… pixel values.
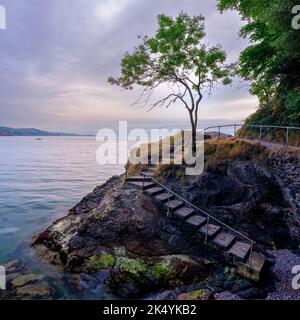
left=33, top=176, right=198, bottom=270
left=30, top=140, right=300, bottom=299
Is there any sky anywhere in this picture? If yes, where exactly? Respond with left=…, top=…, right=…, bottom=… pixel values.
left=0, top=0, right=258, bottom=133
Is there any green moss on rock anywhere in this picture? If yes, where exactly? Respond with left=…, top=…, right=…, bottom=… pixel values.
left=178, top=289, right=212, bottom=300
left=151, top=260, right=174, bottom=280
left=117, top=257, right=148, bottom=276
left=87, top=253, right=116, bottom=273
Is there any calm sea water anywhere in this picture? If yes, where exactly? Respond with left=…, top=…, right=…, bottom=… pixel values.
left=0, top=137, right=124, bottom=264
left=0, top=128, right=237, bottom=263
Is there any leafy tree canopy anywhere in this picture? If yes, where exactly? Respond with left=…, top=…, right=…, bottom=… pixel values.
left=109, top=12, right=234, bottom=151
left=218, top=0, right=300, bottom=125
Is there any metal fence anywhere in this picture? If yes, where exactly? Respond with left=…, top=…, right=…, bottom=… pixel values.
left=203, top=124, right=300, bottom=146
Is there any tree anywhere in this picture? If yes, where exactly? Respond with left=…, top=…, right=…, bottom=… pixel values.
left=218, top=0, right=300, bottom=125
left=109, top=12, right=234, bottom=154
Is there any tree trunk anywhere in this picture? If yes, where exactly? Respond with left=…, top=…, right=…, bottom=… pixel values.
left=188, top=110, right=197, bottom=156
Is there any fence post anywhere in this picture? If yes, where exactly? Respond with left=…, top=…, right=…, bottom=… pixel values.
left=248, top=243, right=253, bottom=269
left=286, top=127, right=289, bottom=146
left=234, top=125, right=237, bottom=137
left=218, top=126, right=221, bottom=138
left=167, top=190, right=171, bottom=217
left=259, top=125, right=263, bottom=141
left=205, top=217, right=210, bottom=244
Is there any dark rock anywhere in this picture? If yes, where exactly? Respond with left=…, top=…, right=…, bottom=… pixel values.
left=119, top=284, right=139, bottom=298
left=149, top=290, right=178, bottom=300
left=231, top=279, right=253, bottom=293
left=238, top=287, right=265, bottom=299
left=182, top=160, right=299, bottom=250
left=210, top=278, right=224, bottom=288
left=223, top=280, right=235, bottom=291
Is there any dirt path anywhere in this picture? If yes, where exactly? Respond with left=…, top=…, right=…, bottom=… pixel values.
left=234, top=137, right=299, bottom=150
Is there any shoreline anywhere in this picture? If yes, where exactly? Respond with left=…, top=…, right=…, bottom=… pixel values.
left=1, top=138, right=300, bottom=300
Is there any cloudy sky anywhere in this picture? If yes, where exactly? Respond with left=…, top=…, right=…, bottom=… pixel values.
left=0, top=0, right=258, bottom=133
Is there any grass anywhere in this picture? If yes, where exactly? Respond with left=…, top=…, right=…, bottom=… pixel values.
left=204, top=138, right=267, bottom=167
left=126, top=130, right=298, bottom=182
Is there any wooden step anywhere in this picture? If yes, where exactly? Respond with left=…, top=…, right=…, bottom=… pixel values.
left=237, top=251, right=266, bottom=281
left=147, top=166, right=156, bottom=172
left=146, top=187, right=165, bottom=196
left=154, top=192, right=174, bottom=202
left=127, top=181, right=156, bottom=190
left=185, top=215, right=207, bottom=228
left=212, top=231, right=236, bottom=249
left=198, top=223, right=221, bottom=238
left=174, top=207, right=195, bottom=220
left=227, top=241, right=251, bottom=261
left=166, top=199, right=184, bottom=211
left=126, top=176, right=151, bottom=182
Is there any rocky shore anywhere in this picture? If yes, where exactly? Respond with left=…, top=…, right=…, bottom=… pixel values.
left=1, top=139, right=299, bottom=300
left=0, top=259, right=57, bottom=300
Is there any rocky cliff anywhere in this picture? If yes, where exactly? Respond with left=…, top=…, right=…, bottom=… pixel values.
left=23, top=139, right=299, bottom=300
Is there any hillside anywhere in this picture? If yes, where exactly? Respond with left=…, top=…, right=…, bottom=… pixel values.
left=0, top=126, right=81, bottom=137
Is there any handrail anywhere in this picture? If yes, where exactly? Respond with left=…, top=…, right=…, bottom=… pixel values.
left=125, top=123, right=300, bottom=266
left=201, top=124, right=300, bottom=146
left=202, top=124, right=300, bottom=131
left=140, top=171, right=256, bottom=245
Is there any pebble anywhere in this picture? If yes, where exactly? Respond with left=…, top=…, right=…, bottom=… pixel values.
left=267, top=250, right=300, bottom=300
left=214, top=291, right=242, bottom=300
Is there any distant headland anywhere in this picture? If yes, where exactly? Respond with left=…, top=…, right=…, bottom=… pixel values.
left=0, top=126, right=93, bottom=137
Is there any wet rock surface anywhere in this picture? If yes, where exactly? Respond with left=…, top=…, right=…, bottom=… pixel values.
left=0, top=259, right=57, bottom=300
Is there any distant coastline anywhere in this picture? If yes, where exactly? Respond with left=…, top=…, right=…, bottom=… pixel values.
left=0, top=126, right=93, bottom=137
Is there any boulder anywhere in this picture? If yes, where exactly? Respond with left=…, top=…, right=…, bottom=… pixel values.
left=15, top=284, right=53, bottom=300
left=11, top=274, right=45, bottom=288
left=109, top=255, right=208, bottom=298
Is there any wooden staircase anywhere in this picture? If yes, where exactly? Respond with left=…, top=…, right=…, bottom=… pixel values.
left=126, top=165, right=266, bottom=281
